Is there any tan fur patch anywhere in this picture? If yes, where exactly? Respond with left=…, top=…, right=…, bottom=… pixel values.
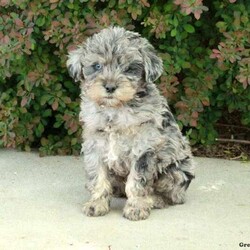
left=114, top=79, right=136, bottom=103
left=86, top=77, right=136, bottom=107
left=87, top=80, right=107, bottom=104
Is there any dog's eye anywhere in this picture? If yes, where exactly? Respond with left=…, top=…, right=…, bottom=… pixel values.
left=125, top=67, right=136, bottom=74
left=124, top=62, right=143, bottom=76
left=93, top=63, right=102, bottom=71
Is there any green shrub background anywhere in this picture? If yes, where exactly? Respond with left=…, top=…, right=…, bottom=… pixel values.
left=0, top=0, right=249, bottom=155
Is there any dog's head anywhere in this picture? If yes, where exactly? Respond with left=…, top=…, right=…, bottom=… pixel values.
left=67, top=26, right=163, bottom=107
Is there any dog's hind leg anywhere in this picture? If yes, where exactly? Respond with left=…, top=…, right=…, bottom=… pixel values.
left=154, top=157, right=195, bottom=205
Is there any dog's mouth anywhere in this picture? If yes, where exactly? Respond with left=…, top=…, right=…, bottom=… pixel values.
left=104, top=95, right=115, bottom=99
left=101, top=95, right=122, bottom=107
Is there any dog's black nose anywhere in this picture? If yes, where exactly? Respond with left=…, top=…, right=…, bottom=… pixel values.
left=104, top=84, right=117, bottom=93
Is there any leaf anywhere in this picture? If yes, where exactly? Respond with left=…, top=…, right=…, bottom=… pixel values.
left=108, top=0, right=116, bottom=8
left=24, top=144, right=31, bottom=152
left=40, top=95, right=53, bottom=106
left=21, top=97, right=28, bottom=107
left=28, top=71, right=39, bottom=81
left=15, top=18, right=24, bottom=27
left=52, top=100, right=59, bottom=111
left=184, top=24, right=195, bottom=33
left=190, top=119, right=198, bottom=127
left=181, top=61, right=191, bottom=68
left=43, top=109, right=52, bottom=117
left=41, top=137, right=49, bottom=146
left=174, top=0, right=182, bottom=5
left=212, top=49, right=221, bottom=54
left=68, top=121, right=78, bottom=135
left=71, top=138, right=78, bottom=146
left=0, top=0, right=10, bottom=7
left=170, top=29, right=177, bottom=37
left=67, top=3, right=74, bottom=9
left=194, top=10, right=202, bottom=20
left=35, top=123, right=44, bottom=137
left=2, top=35, right=10, bottom=44
left=140, top=0, right=150, bottom=7
left=173, top=16, right=178, bottom=27
left=175, top=101, right=188, bottom=110
left=191, top=111, right=199, bottom=119
left=54, top=120, right=63, bottom=128
left=63, top=97, right=71, bottom=104
left=131, top=11, right=138, bottom=20
left=36, top=16, right=46, bottom=27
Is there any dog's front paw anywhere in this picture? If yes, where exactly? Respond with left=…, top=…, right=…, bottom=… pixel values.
left=82, top=199, right=110, bottom=217
left=152, top=195, right=167, bottom=209
left=123, top=203, right=151, bottom=221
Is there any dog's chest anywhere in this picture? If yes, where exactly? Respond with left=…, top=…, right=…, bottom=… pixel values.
left=104, top=130, right=133, bottom=176
left=84, top=107, right=144, bottom=176
left=100, top=110, right=138, bottom=176
left=82, top=103, right=161, bottom=176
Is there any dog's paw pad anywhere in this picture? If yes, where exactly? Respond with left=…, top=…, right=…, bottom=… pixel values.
left=123, top=205, right=151, bottom=221
left=82, top=200, right=110, bottom=217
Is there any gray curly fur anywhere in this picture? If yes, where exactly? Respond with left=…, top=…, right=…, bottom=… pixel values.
left=67, top=26, right=195, bottom=221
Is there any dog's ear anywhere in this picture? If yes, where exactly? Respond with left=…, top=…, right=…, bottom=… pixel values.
left=140, top=42, right=163, bottom=84
left=66, top=46, right=85, bottom=82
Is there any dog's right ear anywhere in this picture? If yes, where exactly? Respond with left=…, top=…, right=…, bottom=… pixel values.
left=66, top=46, right=85, bottom=82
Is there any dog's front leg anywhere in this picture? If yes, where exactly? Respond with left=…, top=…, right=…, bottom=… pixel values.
left=83, top=165, right=112, bottom=217
left=123, top=152, right=156, bottom=221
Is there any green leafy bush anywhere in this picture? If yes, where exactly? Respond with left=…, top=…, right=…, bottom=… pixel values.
left=0, top=0, right=249, bottom=155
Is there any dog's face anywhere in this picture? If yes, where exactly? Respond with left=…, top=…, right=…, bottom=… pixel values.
left=67, top=27, right=163, bottom=107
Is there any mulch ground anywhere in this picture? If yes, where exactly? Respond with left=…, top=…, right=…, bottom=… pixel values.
left=192, top=113, right=250, bottom=161
left=193, top=143, right=250, bottom=161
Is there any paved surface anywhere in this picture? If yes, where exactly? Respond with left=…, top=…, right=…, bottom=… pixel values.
left=0, top=150, right=250, bottom=250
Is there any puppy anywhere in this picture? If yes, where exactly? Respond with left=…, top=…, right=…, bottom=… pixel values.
left=67, top=26, right=195, bottom=221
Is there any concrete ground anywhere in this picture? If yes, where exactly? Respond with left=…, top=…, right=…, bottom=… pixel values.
left=0, top=150, right=249, bottom=250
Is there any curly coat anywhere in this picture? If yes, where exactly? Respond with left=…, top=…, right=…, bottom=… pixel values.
left=67, top=26, right=195, bottom=221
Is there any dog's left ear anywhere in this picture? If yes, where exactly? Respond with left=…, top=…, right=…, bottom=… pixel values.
left=140, top=43, right=163, bottom=83
left=66, top=46, right=85, bottom=82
